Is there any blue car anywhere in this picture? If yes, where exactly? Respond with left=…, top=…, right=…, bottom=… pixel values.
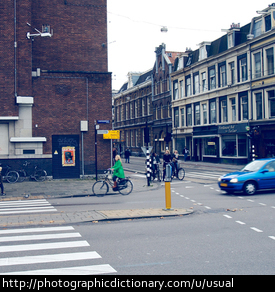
left=218, top=158, right=275, bottom=195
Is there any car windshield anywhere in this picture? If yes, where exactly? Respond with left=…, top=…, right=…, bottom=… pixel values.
left=241, top=160, right=269, bottom=172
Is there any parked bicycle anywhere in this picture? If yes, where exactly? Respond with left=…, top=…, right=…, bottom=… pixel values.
left=0, top=164, right=19, bottom=183
left=92, top=169, right=133, bottom=196
left=17, top=161, right=47, bottom=182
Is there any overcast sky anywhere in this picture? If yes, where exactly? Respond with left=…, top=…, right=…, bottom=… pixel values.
left=107, top=0, right=271, bottom=90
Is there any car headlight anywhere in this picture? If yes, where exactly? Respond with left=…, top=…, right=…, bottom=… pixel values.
left=230, top=178, right=238, bottom=183
left=218, top=177, right=221, bottom=182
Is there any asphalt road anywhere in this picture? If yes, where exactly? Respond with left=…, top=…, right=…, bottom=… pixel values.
left=1, top=173, right=274, bottom=275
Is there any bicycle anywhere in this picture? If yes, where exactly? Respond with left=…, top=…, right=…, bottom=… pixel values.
left=0, top=164, right=19, bottom=183
left=92, top=169, right=133, bottom=196
left=17, top=161, right=47, bottom=182
left=151, top=163, right=162, bottom=182
left=163, top=162, right=185, bottom=181
left=171, top=162, right=185, bottom=180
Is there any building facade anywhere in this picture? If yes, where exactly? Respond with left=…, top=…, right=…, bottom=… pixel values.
left=113, top=44, right=181, bottom=157
left=171, top=4, right=275, bottom=164
left=0, top=0, right=111, bottom=177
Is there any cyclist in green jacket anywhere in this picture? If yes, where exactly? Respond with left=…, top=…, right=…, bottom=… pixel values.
left=111, top=155, right=125, bottom=189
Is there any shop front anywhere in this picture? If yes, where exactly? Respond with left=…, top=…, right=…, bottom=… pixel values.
left=193, top=123, right=249, bottom=164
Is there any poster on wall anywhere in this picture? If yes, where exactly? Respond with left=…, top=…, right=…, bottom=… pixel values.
left=62, top=146, right=75, bottom=167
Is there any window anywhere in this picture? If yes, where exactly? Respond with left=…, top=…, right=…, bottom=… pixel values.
left=130, top=130, right=133, bottom=147
left=209, top=67, right=216, bottom=90
left=181, top=108, right=185, bottom=127
left=221, top=99, right=228, bottom=123
left=268, top=90, right=275, bottom=118
left=253, top=19, right=262, bottom=38
left=228, top=33, right=234, bottom=49
left=266, top=48, right=274, bottom=75
left=126, top=104, right=129, bottom=120
left=195, top=103, right=200, bottom=125
left=202, top=104, right=207, bottom=124
left=173, top=81, right=179, bottom=100
left=174, top=107, right=179, bottom=127
left=185, top=76, right=191, bottom=96
left=160, top=103, right=163, bottom=119
left=202, top=72, right=207, bottom=92
left=222, top=135, right=247, bottom=157
left=168, top=102, right=171, bottom=118
left=219, top=64, right=226, bottom=87
left=155, top=105, right=158, bottom=120
left=204, top=137, right=217, bottom=156
left=210, top=100, right=216, bottom=124
left=230, top=98, right=236, bottom=122
left=241, top=96, right=248, bottom=120
left=180, top=80, right=184, bottom=98
left=254, top=52, right=261, bottom=78
left=135, top=101, right=138, bottom=117
left=193, top=73, right=200, bottom=95
left=142, top=99, right=145, bottom=116
left=239, top=56, right=247, bottom=82
left=229, top=62, right=235, bottom=85
left=187, top=106, right=192, bottom=126
left=130, top=103, right=133, bottom=119
left=147, top=97, right=150, bottom=115
left=265, top=14, right=272, bottom=32
left=255, top=93, right=263, bottom=120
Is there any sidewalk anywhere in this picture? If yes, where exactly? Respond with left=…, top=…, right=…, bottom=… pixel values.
left=0, top=174, right=193, bottom=227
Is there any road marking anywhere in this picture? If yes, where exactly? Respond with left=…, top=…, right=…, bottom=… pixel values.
left=0, top=199, right=57, bottom=214
left=236, top=221, right=246, bottom=225
left=0, top=232, right=82, bottom=243
left=0, top=240, right=90, bottom=253
left=259, top=203, right=266, bottom=206
left=205, top=206, right=211, bottom=209
left=0, top=251, right=101, bottom=267
left=0, top=226, right=74, bottom=235
left=185, top=197, right=190, bottom=200
left=185, top=186, right=194, bottom=189
left=269, top=236, right=275, bottom=241
left=247, top=199, right=254, bottom=202
left=180, top=195, right=184, bottom=197
left=250, top=227, right=263, bottom=233
left=223, top=215, right=232, bottom=219
left=190, top=200, right=196, bottom=203
left=1, top=264, right=117, bottom=275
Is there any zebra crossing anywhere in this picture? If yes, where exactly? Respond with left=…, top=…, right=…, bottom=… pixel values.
left=185, top=171, right=223, bottom=181
left=0, top=226, right=117, bottom=275
left=0, top=199, right=57, bottom=215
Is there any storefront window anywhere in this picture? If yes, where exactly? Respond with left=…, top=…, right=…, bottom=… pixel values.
left=222, top=135, right=236, bottom=156
left=222, top=135, right=247, bottom=157
left=238, top=135, right=247, bottom=157
left=204, top=137, right=217, bottom=156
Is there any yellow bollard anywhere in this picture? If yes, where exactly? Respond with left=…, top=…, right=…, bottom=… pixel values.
left=165, top=181, right=172, bottom=210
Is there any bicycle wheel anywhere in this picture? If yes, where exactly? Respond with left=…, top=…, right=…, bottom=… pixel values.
left=118, top=179, right=133, bottom=196
left=17, top=170, right=26, bottom=182
left=177, top=168, right=185, bottom=180
left=34, top=170, right=47, bottom=182
left=92, top=181, right=108, bottom=196
left=6, top=171, right=19, bottom=183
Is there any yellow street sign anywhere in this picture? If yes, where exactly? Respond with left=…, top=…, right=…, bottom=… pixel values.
left=103, top=130, right=120, bottom=140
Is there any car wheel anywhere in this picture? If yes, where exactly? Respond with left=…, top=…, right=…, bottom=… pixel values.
left=243, top=181, right=257, bottom=195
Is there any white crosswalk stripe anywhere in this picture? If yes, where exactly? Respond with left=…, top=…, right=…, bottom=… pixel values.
left=0, top=199, right=57, bottom=214
left=185, top=171, right=223, bottom=180
left=0, top=226, right=116, bottom=275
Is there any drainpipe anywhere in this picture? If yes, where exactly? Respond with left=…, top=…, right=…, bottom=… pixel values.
left=14, top=0, right=17, bottom=98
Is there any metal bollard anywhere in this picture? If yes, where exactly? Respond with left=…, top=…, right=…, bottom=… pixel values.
left=164, top=164, right=173, bottom=210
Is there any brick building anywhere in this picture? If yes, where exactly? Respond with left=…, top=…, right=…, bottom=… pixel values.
left=0, top=0, right=112, bottom=178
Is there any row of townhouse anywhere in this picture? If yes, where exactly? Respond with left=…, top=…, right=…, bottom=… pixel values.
left=113, top=3, right=275, bottom=164
left=171, top=3, right=275, bottom=164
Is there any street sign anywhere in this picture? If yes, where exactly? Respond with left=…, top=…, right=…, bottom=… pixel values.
left=97, top=120, right=110, bottom=124
left=141, top=146, right=153, bottom=156
left=103, top=130, right=120, bottom=139
left=97, top=130, right=109, bottom=134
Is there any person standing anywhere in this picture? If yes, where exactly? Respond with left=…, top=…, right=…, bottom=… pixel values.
left=183, top=146, right=189, bottom=162
left=0, top=167, right=5, bottom=196
left=125, top=148, right=131, bottom=163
